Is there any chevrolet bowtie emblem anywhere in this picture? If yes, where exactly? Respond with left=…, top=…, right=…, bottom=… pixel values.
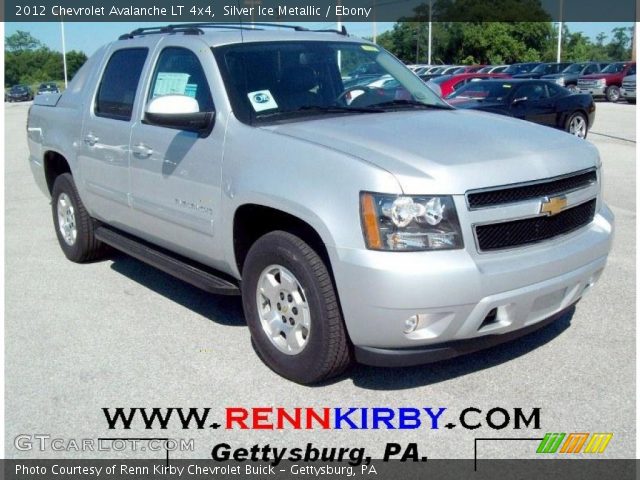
left=540, top=195, right=568, bottom=216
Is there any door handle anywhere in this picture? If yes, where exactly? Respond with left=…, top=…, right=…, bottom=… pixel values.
left=83, top=133, right=99, bottom=146
left=132, top=143, right=153, bottom=158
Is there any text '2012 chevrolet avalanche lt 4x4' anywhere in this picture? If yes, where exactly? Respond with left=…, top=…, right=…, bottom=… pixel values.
left=27, top=24, right=614, bottom=384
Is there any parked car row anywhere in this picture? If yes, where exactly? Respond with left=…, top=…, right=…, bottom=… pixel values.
left=4, top=82, right=60, bottom=102
left=352, top=63, right=606, bottom=139
left=408, top=61, right=637, bottom=103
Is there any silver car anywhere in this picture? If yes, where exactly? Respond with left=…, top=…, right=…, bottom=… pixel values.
left=621, top=75, right=636, bottom=104
left=27, top=24, right=613, bottom=384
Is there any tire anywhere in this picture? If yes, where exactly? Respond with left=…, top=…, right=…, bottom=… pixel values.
left=567, top=84, right=579, bottom=94
left=241, top=231, right=352, bottom=384
left=51, top=173, right=105, bottom=263
left=627, top=98, right=636, bottom=104
left=605, top=85, right=620, bottom=102
left=565, top=111, right=589, bottom=139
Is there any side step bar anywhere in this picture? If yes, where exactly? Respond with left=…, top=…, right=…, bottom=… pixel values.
left=95, top=226, right=240, bottom=296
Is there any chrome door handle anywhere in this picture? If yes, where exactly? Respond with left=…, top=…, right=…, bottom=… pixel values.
left=83, top=133, right=99, bottom=146
left=132, top=143, right=153, bottom=158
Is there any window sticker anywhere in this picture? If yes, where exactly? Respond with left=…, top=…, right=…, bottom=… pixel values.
left=247, top=90, right=278, bottom=112
left=361, top=45, right=379, bottom=52
left=184, top=84, right=198, bottom=98
left=153, top=72, right=190, bottom=97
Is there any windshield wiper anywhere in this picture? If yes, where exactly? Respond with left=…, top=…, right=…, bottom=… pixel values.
left=296, top=105, right=382, bottom=114
left=256, top=104, right=381, bottom=120
left=372, top=99, right=452, bottom=110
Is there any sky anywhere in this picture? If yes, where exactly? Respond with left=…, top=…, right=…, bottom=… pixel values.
left=5, top=21, right=634, bottom=56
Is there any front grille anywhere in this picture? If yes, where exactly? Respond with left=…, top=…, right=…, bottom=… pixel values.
left=622, top=81, right=636, bottom=92
left=578, top=80, right=597, bottom=88
left=475, top=199, right=596, bottom=251
left=467, top=170, right=597, bottom=209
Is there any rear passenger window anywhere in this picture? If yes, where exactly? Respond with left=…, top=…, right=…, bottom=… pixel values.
left=95, top=48, right=148, bottom=121
left=148, top=47, right=214, bottom=112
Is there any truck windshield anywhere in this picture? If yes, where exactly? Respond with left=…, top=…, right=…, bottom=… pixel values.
left=214, top=41, right=449, bottom=124
left=601, top=63, right=626, bottom=73
left=563, top=63, right=586, bottom=74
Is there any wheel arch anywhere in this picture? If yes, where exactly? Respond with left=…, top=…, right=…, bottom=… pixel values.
left=232, top=203, right=334, bottom=277
left=43, top=150, right=72, bottom=194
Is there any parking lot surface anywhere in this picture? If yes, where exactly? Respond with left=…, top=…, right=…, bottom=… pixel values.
left=4, top=101, right=636, bottom=459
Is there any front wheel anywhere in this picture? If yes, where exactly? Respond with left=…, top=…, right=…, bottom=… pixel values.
left=241, top=231, right=352, bottom=384
left=566, top=84, right=579, bottom=94
left=627, top=98, right=636, bottom=104
left=605, top=85, right=620, bottom=102
left=565, top=112, right=588, bottom=139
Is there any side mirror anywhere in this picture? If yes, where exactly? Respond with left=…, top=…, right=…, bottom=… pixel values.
left=512, top=96, right=528, bottom=105
left=144, top=95, right=214, bottom=135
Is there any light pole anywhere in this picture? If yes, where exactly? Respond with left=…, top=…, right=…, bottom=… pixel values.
left=60, top=21, right=68, bottom=88
left=556, top=0, right=563, bottom=63
left=428, top=0, right=433, bottom=65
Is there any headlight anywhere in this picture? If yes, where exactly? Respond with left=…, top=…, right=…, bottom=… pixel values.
left=555, top=77, right=565, bottom=86
left=360, top=193, right=463, bottom=251
left=596, top=79, right=606, bottom=87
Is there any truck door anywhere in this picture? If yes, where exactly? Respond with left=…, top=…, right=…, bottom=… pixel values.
left=77, top=45, right=151, bottom=225
left=129, top=39, right=225, bottom=267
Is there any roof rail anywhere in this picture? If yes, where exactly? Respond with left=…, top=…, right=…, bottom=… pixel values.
left=118, top=25, right=204, bottom=40
left=119, top=22, right=348, bottom=40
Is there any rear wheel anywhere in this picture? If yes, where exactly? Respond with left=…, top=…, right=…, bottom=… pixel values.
left=241, top=231, right=352, bottom=384
left=565, top=112, right=588, bottom=139
left=605, top=85, right=620, bottom=102
left=51, top=173, right=105, bottom=262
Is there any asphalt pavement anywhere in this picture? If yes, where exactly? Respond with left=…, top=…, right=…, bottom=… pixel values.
left=4, top=100, right=636, bottom=460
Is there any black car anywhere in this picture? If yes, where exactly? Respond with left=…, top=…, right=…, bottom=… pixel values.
left=502, top=62, right=542, bottom=76
left=6, top=84, right=34, bottom=102
left=447, top=79, right=595, bottom=139
left=37, top=82, right=60, bottom=95
left=542, top=62, right=610, bottom=93
left=512, top=62, right=573, bottom=79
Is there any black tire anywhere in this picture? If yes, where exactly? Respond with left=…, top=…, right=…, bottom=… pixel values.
left=51, top=173, right=105, bottom=263
left=566, top=84, right=579, bottom=93
left=605, top=85, right=620, bottom=102
left=627, top=98, right=636, bottom=104
left=564, top=111, right=589, bottom=139
left=241, top=231, right=352, bottom=384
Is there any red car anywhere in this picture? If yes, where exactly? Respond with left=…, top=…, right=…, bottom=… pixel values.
left=428, top=73, right=510, bottom=98
left=453, top=64, right=487, bottom=74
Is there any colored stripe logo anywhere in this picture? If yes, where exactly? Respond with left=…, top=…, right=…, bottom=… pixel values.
left=537, top=433, right=613, bottom=454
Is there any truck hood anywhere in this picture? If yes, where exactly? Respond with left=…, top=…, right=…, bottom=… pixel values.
left=262, top=109, right=599, bottom=195
left=580, top=73, right=615, bottom=80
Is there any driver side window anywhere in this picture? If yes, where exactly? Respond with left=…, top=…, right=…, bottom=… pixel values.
left=516, top=84, right=547, bottom=101
left=148, top=47, right=214, bottom=112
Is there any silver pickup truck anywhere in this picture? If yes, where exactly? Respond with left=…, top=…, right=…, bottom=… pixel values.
left=27, top=24, right=613, bottom=384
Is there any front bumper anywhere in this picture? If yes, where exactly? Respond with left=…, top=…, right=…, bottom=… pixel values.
left=579, top=86, right=606, bottom=97
left=355, top=304, right=574, bottom=367
left=621, top=88, right=636, bottom=99
left=329, top=204, right=613, bottom=357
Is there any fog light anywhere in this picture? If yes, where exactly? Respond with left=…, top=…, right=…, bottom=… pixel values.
left=403, top=315, right=419, bottom=334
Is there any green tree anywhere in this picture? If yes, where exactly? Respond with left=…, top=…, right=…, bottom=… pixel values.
left=4, top=31, right=87, bottom=87
left=607, top=26, right=633, bottom=60
left=5, top=30, right=42, bottom=52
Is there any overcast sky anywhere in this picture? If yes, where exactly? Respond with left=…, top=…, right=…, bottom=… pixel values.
left=5, top=22, right=634, bottom=56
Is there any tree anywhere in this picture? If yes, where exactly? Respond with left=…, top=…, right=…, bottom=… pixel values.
left=5, top=30, right=42, bottom=52
left=4, top=31, right=88, bottom=87
left=607, top=27, right=633, bottom=60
